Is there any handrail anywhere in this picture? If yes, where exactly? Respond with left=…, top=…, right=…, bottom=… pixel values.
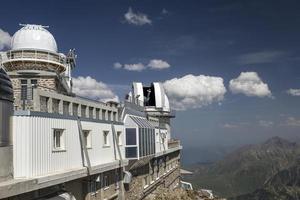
left=3, top=50, right=66, bottom=65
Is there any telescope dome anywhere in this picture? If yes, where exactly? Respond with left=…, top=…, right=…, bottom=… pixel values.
left=11, top=24, right=58, bottom=53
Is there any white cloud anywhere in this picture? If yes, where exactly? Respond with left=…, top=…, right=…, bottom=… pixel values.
left=0, top=29, right=11, bottom=50
left=162, top=8, right=169, bottom=15
left=113, top=62, right=122, bottom=69
left=287, top=89, right=300, bottom=96
left=285, top=117, right=300, bottom=127
left=259, top=120, right=274, bottom=127
left=148, top=59, right=170, bottom=70
left=124, top=7, right=152, bottom=26
left=237, top=50, right=285, bottom=65
left=223, top=123, right=238, bottom=128
left=163, top=74, right=226, bottom=110
left=124, top=63, right=146, bottom=71
left=229, top=72, right=272, bottom=97
left=72, top=76, right=119, bottom=102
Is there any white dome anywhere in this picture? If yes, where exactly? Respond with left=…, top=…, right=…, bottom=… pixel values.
left=11, top=24, right=58, bottom=53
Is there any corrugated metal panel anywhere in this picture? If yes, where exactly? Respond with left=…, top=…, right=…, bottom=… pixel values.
left=13, top=116, right=125, bottom=178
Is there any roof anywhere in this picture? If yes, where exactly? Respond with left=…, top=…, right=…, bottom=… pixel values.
left=11, top=24, right=58, bottom=53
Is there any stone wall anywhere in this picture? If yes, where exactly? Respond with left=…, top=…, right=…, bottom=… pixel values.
left=81, top=168, right=122, bottom=200
left=10, top=77, right=63, bottom=111
left=125, top=150, right=181, bottom=200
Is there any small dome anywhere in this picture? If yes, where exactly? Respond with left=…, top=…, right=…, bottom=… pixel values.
left=11, top=24, right=58, bottom=53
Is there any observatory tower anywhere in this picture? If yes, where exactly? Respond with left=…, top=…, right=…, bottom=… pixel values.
left=0, top=24, right=76, bottom=110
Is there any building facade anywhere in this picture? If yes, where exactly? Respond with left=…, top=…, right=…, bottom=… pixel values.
left=0, top=24, right=182, bottom=200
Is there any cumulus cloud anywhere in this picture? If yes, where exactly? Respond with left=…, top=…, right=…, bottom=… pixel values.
left=229, top=72, right=272, bottom=97
left=148, top=59, right=170, bottom=70
left=287, top=89, right=300, bottom=96
left=0, top=29, right=11, bottom=50
left=115, top=59, right=170, bottom=71
left=124, top=7, right=152, bottom=26
left=163, top=74, right=226, bottom=110
left=285, top=117, right=300, bottom=127
left=72, top=76, right=119, bottom=102
left=113, top=62, right=122, bottom=69
left=259, top=120, right=274, bottom=127
left=223, top=123, right=238, bottom=128
left=124, top=63, right=146, bottom=71
left=161, top=8, right=170, bottom=15
left=237, top=50, right=285, bottom=65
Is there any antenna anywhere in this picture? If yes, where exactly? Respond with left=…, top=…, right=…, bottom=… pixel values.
left=19, top=23, right=49, bottom=28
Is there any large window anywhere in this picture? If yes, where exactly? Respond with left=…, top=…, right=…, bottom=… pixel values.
left=126, top=128, right=136, bottom=145
left=53, top=129, right=65, bottom=151
left=138, top=128, right=155, bottom=157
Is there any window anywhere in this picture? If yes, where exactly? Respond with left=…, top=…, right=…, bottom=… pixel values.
left=30, top=79, right=37, bottom=100
left=96, top=108, right=100, bottom=120
left=81, top=105, right=87, bottom=118
left=89, top=107, right=93, bottom=119
left=73, top=103, right=79, bottom=116
left=40, top=96, right=48, bottom=112
left=31, top=79, right=37, bottom=87
left=104, top=175, right=109, bottom=189
left=108, top=111, right=112, bottom=121
left=126, top=128, right=136, bottom=145
left=115, top=169, right=120, bottom=189
left=113, top=112, right=117, bottom=121
left=103, top=131, right=109, bottom=146
left=21, top=79, right=28, bottom=100
left=117, top=131, right=122, bottom=145
left=63, top=101, right=70, bottom=115
left=53, top=129, right=65, bottom=151
left=102, top=110, right=106, bottom=120
left=83, top=130, right=92, bottom=149
left=125, top=147, right=137, bottom=158
left=52, top=99, right=60, bottom=114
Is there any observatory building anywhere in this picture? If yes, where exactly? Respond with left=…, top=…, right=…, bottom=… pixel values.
left=0, top=24, right=182, bottom=200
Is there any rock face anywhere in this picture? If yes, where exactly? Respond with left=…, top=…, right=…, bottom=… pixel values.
left=232, top=160, right=300, bottom=200
left=185, top=137, right=300, bottom=198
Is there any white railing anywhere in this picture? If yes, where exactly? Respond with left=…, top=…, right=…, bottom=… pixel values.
left=3, top=50, right=66, bottom=65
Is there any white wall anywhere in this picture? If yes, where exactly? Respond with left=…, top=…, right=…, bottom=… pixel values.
left=155, top=128, right=168, bottom=154
left=13, top=116, right=124, bottom=178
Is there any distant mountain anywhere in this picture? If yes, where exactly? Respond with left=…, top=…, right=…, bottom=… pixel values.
left=184, top=137, right=300, bottom=198
left=232, top=160, right=300, bottom=200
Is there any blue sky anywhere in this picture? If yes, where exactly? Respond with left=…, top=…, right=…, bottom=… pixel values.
left=1, top=0, right=300, bottom=163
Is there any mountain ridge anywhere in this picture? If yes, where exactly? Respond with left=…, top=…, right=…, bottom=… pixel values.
left=184, top=137, right=300, bottom=198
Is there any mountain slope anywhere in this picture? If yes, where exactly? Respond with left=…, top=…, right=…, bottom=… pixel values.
left=184, top=137, right=300, bottom=198
left=232, top=160, right=300, bottom=200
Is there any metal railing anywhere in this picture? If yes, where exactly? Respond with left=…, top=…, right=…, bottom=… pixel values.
left=2, top=50, right=66, bottom=65
left=168, top=139, right=180, bottom=149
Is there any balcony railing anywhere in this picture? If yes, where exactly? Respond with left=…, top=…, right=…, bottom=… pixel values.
left=2, top=50, right=66, bottom=65
left=168, top=139, right=180, bottom=149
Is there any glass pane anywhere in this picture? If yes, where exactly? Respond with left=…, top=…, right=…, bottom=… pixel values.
left=125, top=147, right=137, bottom=158
left=126, top=128, right=136, bottom=145
left=139, top=128, right=142, bottom=156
